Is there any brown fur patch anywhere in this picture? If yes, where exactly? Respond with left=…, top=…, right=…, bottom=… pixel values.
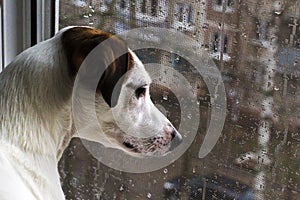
left=61, top=27, right=134, bottom=107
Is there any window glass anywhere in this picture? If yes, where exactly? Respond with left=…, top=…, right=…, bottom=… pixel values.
left=59, top=0, right=300, bottom=199
left=0, top=3, right=2, bottom=71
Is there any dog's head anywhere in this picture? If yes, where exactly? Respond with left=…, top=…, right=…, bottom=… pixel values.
left=61, top=27, right=182, bottom=156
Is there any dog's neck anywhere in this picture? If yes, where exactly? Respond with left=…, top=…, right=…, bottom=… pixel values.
left=0, top=36, right=75, bottom=199
left=0, top=36, right=75, bottom=161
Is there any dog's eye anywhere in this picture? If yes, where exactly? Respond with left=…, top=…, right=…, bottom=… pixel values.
left=135, top=87, right=146, bottom=98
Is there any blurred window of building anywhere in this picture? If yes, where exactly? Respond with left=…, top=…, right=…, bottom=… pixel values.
left=173, top=2, right=194, bottom=31
left=211, top=32, right=230, bottom=61
left=213, top=0, right=234, bottom=13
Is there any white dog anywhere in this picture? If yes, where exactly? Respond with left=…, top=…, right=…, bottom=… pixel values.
left=0, top=26, right=182, bottom=199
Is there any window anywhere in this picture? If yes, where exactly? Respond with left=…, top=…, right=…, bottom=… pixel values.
left=138, top=0, right=157, bottom=16
left=135, top=0, right=167, bottom=23
left=99, top=0, right=113, bottom=12
left=213, top=0, right=234, bottom=13
left=150, top=0, right=158, bottom=16
left=216, top=0, right=222, bottom=6
left=0, top=2, right=3, bottom=71
left=1, top=1, right=299, bottom=200
left=212, top=33, right=220, bottom=52
left=175, top=3, right=193, bottom=24
left=120, top=0, right=126, bottom=9
left=139, top=0, right=157, bottom=16
left=116, top=0, right=130, bottom=14
left=211, top=32, right=230, bottom=61
left=1, top=0, right=57, bottom=69
left=57, top=1, right=300, bottom=199
left=141, top=0, right=147, bottom=13
left=173, top=2, right=194, bottom=31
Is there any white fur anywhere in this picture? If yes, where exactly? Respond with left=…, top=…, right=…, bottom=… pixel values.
left=0, top=27, right=181, bottom=199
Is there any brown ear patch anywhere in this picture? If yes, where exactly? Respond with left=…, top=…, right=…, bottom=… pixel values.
left=61, top=27, right=134, bottom=107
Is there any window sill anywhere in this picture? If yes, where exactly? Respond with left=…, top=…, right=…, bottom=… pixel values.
left=173, top=21, right=194, bottom=32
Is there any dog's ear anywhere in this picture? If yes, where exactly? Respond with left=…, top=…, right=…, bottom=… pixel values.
left=61, top=27, right=133, bottom=107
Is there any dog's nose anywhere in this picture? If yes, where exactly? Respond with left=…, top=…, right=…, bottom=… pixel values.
left=169, top=130, right=182, bottom=151
left=171, top=130, right=176, bottom=139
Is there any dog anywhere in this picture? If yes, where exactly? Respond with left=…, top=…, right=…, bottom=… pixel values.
left=0, top=26, right=182, bottom=199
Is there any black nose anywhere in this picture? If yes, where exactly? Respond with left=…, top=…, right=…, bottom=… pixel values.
left=169, top=130, right=182, bottom=151
left=171, top=130, right=176, bottom=139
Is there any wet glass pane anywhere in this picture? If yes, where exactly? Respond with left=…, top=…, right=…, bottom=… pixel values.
left=59, top=0, right=300, bottom=199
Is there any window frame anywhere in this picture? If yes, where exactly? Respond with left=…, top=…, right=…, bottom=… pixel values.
left=0, top=0, right=3, bottom=72
left=0, top=0, right=58, bottom=69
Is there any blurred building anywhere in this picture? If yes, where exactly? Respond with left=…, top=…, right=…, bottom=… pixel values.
left=59, top=0, right=300, bottom=199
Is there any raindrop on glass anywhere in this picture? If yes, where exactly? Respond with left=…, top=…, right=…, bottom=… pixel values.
left=147, top=192, right=152, bottom=198
left=162, top=92, right=168, bottom=100
left=70, top=177, right=79, bottom=188
left=163, top=168, right=168, bottom=174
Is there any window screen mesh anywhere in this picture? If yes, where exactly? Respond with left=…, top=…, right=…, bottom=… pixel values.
left=59, top=0, right=300, bottom=199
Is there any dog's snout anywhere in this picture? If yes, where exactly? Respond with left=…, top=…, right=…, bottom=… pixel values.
left=171, top=130, right=182, bottom=142
left=163, top=124, right=182, bottom=151
left=165, top=124, right=181, bottom=139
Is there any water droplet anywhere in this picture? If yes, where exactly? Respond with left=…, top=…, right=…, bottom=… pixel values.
left=260, top=184, right=264, bottom=189
left=70, top=177, right=79, bottom=188
left=274, top=10, right=282, bottom=15
left=94, top=193, right=101, bottom=200
left=147, top=192, right=152, bottom=198
left=162, top=92, right=168, bottom=100
left=239, top=140, right=246, bottom=145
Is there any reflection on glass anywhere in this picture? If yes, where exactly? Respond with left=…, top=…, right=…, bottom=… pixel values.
left=60, top=0, right=300, bottom=199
